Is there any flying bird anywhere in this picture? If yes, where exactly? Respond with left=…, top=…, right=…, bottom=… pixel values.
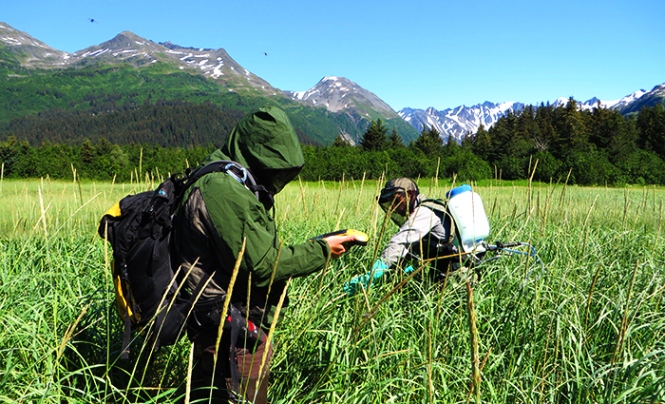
left=88, top=18, right=96, bottom=23
left=264, top=52, right=268, bottom=56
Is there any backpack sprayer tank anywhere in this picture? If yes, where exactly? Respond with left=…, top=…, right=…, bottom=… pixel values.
left=446, top=185, right=490, bottom=253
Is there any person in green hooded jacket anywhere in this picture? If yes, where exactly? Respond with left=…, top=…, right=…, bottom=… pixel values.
left=172, top=106, right=355, bottom=403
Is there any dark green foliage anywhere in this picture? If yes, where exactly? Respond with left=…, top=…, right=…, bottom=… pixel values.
left=530, top=151, right=563, bottom=182
left=441, top=150, right=492, bottom=182
left=359, top=119, right=388, bottom=151
left=469, top=124, right=492, bottom=161
left=0, top=137, right=214, bottom=181
left=387, top=129, right=404, bottom=149
left=636, top=104, right=665, bottom=161
left=412, top=126, right=444, bottom=157
left=3, top=100, right=246, bottom=147
left=332, top=134, right=352, bottom=147
left=467, top=100, right=665, bottom=185
left=617, top=149, right=665, bottom=185
left=565, top=150, right=621, bottom=185
left=1, top=81, right=665, bottom=185
left=555, top=98, right=591, bottom=157
left=0, top=62, right=395, bottom=147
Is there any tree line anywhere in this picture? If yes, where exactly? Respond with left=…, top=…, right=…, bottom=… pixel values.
left=0, top=137, right=215, bottom=181
left=303, top=101, right=665, bottom=185
left=1, top=101, right=664, bottom=185
left=469, top=100, right=665, bottom=185
left=2, top=99, right=247, bottom=147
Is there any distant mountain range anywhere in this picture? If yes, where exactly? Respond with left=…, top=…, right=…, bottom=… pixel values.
left=0, top=22, right=419, bottom=145
left=1, top=22, right=663, bottom=145
left=0, top=23, right=281, bottom=95
left=399, top=85, right=665, bottom=143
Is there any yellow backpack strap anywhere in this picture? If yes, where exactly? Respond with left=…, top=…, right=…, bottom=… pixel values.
left=104, top=201, right=122, bottom=218
left=114, top=267, right=139, bottom=360
left=114, top=274, right=138, bottom=323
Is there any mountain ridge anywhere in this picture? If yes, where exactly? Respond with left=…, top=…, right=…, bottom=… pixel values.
left=285, top=76, right=397, bottom=117
left=0, top=22, right=420, bottom=144
left=398, top=84, right=664, bottom=143
left=1, top=21, right=663, bottom=145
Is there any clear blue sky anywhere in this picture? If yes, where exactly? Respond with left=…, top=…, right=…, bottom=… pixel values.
left=4, top=0, right=664, bottom=111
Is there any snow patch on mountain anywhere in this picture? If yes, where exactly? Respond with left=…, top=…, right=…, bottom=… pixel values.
left=399, top=101, right=525, bottom=143
left=2, top=22, right=662, bottom=144
left=400, top=86, right=658, bottom=143
left=552, top=90, right=648, bottom=111
left=0, top=22, right=70, bottom=67
left=284, top=76, right=396, bottom=117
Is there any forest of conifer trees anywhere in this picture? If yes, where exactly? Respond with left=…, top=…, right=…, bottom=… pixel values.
left=1, top=101, right=664, bottom=185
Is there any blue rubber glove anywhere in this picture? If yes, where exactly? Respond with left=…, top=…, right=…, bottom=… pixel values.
left=403, top=265, right=415, bottom=274
left=343, top=260, right=389, bottom=295
left=371, top=259, right=389, bottom=272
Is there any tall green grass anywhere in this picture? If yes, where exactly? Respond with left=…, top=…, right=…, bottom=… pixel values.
left=1, top=177, right=663, bottom=403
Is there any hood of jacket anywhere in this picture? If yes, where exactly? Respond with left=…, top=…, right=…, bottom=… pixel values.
left=218, top=106, right=304, bottom=194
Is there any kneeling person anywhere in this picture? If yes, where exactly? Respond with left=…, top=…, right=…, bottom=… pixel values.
left=345, top=177, right=459, bottom=294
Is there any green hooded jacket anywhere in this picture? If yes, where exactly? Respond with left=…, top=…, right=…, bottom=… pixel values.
left=173, top=107, right=330, bottom=320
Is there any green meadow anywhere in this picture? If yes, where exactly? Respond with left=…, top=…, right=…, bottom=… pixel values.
left=0, top=176, right=664, bottom=403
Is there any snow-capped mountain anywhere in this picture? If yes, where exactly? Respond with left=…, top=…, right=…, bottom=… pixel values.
left=398, top=101, right=525, bottom=142
left=1, top=21, right=663, bottom=145
left=71, top=31, right=280, bottom=95
left=285, top=76, right=397, bottom=118
left=550, top=89, right=648, bottom=111
left=399, top=85, right=661, bottom=143
left=0, top=23, right=279, bottom=96
left=606, top=84, right=665, bottom=115
left=606, top=90, right=649, bottom=111
left=284, top=76, right=420, bottom=142
left=0, top=22, right=69, bottom=67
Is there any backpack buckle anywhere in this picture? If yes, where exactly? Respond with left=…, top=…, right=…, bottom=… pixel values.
left=224, top=163, right=248, bottom=185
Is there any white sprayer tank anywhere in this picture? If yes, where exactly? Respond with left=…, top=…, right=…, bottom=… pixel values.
left=446, top=185, right=490, bottom=253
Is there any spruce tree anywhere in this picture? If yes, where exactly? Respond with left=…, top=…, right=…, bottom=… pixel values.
left=637, top=104, right=665, bottom=160
left=470, top=124, right=492, bottom=161
left=388, top=128, right=404, bottom=148
left=412, top=125, right=443, bottom=157
left=556, top=97, right=590, bottom=157
left=360, top=119, right=388, bottom=151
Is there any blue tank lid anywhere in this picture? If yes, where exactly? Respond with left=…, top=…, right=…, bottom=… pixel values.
left=446, top=184, right=472, bottom=198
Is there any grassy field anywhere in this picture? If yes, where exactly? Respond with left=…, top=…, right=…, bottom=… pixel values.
left=0, top=176, right=664, bottom=403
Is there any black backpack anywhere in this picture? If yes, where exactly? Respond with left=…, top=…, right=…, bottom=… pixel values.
left=98, top=160, right=254, bottom=359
